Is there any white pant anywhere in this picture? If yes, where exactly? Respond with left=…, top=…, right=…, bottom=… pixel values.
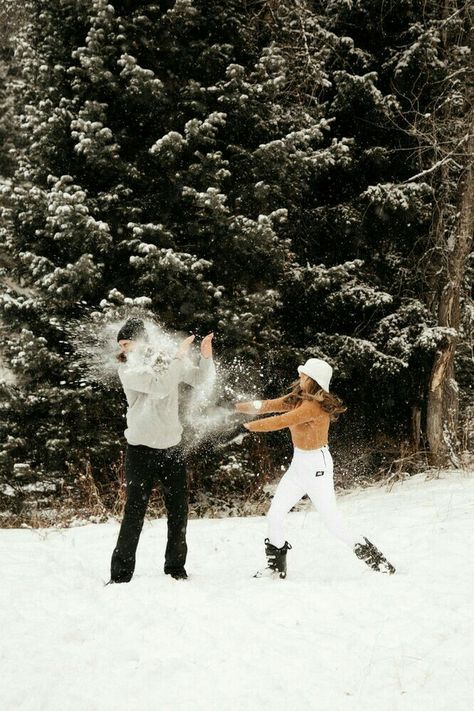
left=267, top=446, right=361, bottom=549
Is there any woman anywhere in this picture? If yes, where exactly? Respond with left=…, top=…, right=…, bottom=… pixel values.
left=235, top=358, right=395, bottom=578
left=109, top=317, right=215, bottom=583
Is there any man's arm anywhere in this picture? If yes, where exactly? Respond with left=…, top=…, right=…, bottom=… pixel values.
left=179, top=332, right=215, bottom=387
left=118, top=359, right=182, bottom=397
left=180, top=355, right=216, bottom=388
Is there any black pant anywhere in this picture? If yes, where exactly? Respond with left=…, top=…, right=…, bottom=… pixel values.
left=110, top=444, right=188, bottom=582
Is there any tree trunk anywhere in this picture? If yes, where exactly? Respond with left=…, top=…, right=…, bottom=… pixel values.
left=426, top=122, right=474, bottom=466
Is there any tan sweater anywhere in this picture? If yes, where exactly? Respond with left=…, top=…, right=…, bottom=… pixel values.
left=236, top=396, right=330, bottom=451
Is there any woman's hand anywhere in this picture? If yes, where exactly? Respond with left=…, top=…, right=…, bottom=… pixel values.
left=175, top=334, right=195, bottom=360
left=234, top=400, right=262, bottom=414
left=200, top=332, right=214, bottom=359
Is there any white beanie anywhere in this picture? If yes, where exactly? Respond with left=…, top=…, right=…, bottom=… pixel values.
left=297, top=358, right=333, bottom=392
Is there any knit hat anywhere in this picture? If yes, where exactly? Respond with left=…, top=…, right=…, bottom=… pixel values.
left=297, top=358, right=333, bottom=392
left=117, top=318, right=147, bottom=342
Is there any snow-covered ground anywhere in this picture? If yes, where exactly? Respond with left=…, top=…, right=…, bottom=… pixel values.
left=1, top=470, right=474, bottom=711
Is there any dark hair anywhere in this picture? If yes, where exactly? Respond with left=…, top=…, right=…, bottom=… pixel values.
left=116, top=318, right=147, bottom=363
left=283, top=378, right=347, bottom=422
left=117, top=317, right=147, bottom=343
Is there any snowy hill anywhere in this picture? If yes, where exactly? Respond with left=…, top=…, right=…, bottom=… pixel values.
left=1, top=470, right=473, bottom=711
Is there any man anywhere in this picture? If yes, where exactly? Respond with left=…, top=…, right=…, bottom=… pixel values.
left=109, top=317, right=215, bottom=583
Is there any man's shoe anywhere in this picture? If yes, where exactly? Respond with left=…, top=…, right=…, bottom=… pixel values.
left=166, top=569, right=188, bottom=580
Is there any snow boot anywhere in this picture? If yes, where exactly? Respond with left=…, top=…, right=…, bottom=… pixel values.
left=254, top=538, right=292, bottom=579
left=354, top=537, right=396, bottom=574
left=165, top=568, right=188, bottom=580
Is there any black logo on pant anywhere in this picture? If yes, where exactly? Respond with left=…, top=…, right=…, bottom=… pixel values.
left=314, top=470, right=325, bottom=477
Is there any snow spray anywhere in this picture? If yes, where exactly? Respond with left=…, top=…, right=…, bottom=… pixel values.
left=70, top=312, right=265, bottom=451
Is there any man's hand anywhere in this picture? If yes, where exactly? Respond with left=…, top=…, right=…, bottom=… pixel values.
left=200, top=332, right=214, bottom=359
left=175, top=334, right=195, bottom=360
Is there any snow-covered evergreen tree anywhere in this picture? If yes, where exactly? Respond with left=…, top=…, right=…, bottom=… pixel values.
left=284, top=0, right=473, bottom=462
left=0, top=0, right=471, bottom=515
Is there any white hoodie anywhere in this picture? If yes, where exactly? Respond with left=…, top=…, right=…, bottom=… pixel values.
left=118, top=354, right=216, bottom=449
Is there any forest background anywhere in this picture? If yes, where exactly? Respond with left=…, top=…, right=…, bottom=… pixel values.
left=0, top=0, right=472, bottom=525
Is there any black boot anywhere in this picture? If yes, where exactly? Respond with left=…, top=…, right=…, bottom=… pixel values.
left=354, top=537, right=396, bottom=574
left=110, top=548, right=136, bottom=583
left=165, top=568, right=188, bottom=580
left=255, top=538, right=292, bottom=579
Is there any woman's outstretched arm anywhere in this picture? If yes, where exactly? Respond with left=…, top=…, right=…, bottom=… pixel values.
left=244, top=400, right=320, bottom=432
left=234, top=397, right=291, bottom=415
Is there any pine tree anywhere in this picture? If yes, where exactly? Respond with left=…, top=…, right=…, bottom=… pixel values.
left=259, top=1, right=444, bottom=463
left=0, top=0, right=307, bottom=506
left=390, top=1, right=474, bottom=466
left=1, top=0, right=471, bottom=516
left=289, top=0, right=473, bottom=465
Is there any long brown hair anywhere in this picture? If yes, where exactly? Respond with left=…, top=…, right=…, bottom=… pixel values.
left=283, top=377, right=347, bottom=422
